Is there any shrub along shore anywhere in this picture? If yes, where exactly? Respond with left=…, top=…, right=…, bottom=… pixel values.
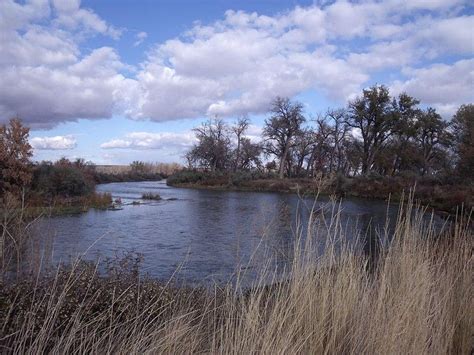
left=167, top=170, right=473, bottom=216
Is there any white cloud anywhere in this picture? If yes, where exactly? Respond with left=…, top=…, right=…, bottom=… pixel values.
left=101, top=132, right=197, bottom=151
left=0, top=0, right=472, bottom=127
left=100, top=127, right=264, bottom=161
left=52, top=0, right=122, bottom=39
left=0, top=0, right=128, bottom=128
left=390, top=0, right=466, bottom=10
left=134, top=31, right=147, bottom=46
left=245, top=124, right=263, bottom=143
left=390, top=59, right=474, bottom=116
left=0, top=47, right=133, bottom=128
left=348, top=14, right=474, bottom=71
left=131, top=1, right=472, bottom=121
left=132, top=6, right=371, bottom=121
left=30, top=135, right=77, bottom=150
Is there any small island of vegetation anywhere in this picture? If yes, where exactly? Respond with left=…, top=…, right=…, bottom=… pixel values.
left=141, top=192, right=162, bottom=200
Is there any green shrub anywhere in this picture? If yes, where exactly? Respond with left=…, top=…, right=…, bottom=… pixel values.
left=230, top=170, right=276, bottom=185
left=167, top=170, right=274, bottom=187
left=166, top=170, right=207, bottom=185
left=31, top=160, right=95, bottom=198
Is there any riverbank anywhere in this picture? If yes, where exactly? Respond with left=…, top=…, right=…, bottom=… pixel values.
left=7, top=192, right=113, bottom=217
left=167, top=171, right=473, bottom=216
left=1, top=202, right=472, bottom=353
left=94, top=171, right=163, bottom=184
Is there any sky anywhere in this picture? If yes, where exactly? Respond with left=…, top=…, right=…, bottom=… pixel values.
left=1, top=0, right=473, bottom=165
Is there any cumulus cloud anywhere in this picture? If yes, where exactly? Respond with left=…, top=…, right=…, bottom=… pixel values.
left=0, top=0, right=128, bottom=128
left=30, top=135, right=77, bottom=150
left=132, top=7, right=371, bottom=121
left=101, top=132, right=197, bottom=151
left=52, top=0, right=122, bottom=39
left=0, top=47, right=136, bottom=128
left=0, top=0, right=472, bottom=127
left=131, top=1, right=473, bottom=121
left=391, top=59, right=474, bottom=116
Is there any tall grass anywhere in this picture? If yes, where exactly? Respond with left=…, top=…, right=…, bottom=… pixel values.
left=0, top=199, right=472, bottom=354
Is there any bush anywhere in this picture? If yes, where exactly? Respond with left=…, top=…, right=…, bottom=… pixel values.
left=230, top=170, right=276, bottom=185
left=167, top=170, right=275, bottom=187
left=166, top=170, right=207, bottom=185
left=327, top=173, right=350, bottom=196
left=31, top=160, right=96, bottom=198
left=366, top=171, right=384, bottom=180
left=141, top=192, right=161, bottom=200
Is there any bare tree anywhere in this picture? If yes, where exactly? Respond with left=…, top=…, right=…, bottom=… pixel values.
left=414, top=108, right=451, bottom=176
left=306, top=117, right=332, bottom=177
left=326, top=108, right=350, bottom=174
left=188, top=118, right=231, bottom=171
left=389, top=93, right=420, bottom=175
left=291, top=129, right=314, bottom=177
left=263, top=97, right=306, bottom=178
left=346, top=85, right=396, bottom=174
left=232, top=115, right=250, bottom=171
left=239, top=138, right=263, bottom=170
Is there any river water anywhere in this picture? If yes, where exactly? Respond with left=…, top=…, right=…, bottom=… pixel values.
left=29, top=180, right=436, bottom=285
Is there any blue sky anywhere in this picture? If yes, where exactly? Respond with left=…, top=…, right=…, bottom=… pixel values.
left=1, top=0, right=473, bottom=164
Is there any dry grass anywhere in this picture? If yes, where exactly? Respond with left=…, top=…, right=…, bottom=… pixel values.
left=95, top=163, right=182, bottom=177
left=0, top=199, right=472, bottom=354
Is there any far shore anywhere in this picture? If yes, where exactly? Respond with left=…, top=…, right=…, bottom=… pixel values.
left=166, top=173, right=473, bottom=218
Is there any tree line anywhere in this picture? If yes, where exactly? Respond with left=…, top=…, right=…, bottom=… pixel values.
left=0, top=120, right=100, bottom=200
left=185, top=85, right=473, bottom=181
left=0, top=121, right=168, bottom=202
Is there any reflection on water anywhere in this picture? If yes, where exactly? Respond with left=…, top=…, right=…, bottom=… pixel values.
left=27, top=180, right=443, bottom=285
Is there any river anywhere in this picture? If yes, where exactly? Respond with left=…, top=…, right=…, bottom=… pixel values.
left=29, top=180, right=438, bottom=285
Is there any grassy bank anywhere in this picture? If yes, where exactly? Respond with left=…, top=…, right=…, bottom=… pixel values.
left=27, top=192, right=113, bottom=216
left=95, top=163, right=181, bottom=179
left=1, top=192, right=112, bottom=219
left=167, top=171, right=473, bottom=216
left=93, top=162, right=174, bottom=183
left=94, top=171, right=163, bottom=184
left=0, top=201, right=472, bottom=353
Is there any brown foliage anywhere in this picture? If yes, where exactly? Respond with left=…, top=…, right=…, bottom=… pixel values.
left=0, top=118, right=33, bottom=197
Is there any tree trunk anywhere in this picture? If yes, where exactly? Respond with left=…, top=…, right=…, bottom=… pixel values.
left=306, top=150, right=315, bottom=177
left=234, top=137, right=241, bottom=172
left=279, top=144, right=290, bottom=179
left=362, top=146, right=376, bottom=175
